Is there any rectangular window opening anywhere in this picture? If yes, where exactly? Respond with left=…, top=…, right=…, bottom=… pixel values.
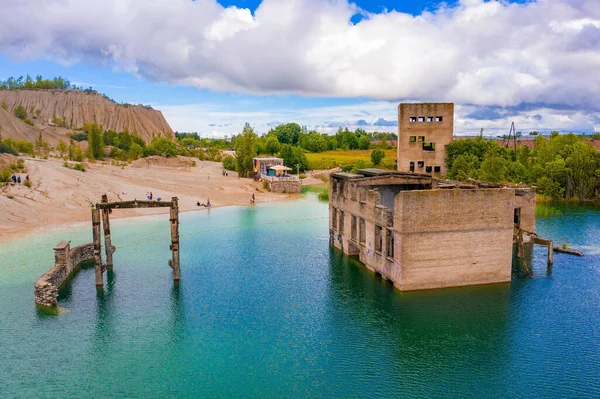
left=514, top=208, right=521, bottom=228
left=434, top=166, right=441, bottom=173
left=422, top=142, right=436, bottom=151
left=386, top=229, right=394, bottom=258
left=417, top=136, right=425, bottom=142
left=435, top=116, right=443, bottom=122
left=351, top=215, right=357, bottom=240
left=425, top=166, right=432, bottom=173
left=409, top=116, right=417, bottom=122
left=332, top=208, right=338, bottom=231
left=359, top=218, right=366, bottom=244
left=417, top=161, right=424, bottom=168
left=339, top=210, right=344, bottom=233
left=409, top=136, right=416, bottom=143
left=426, top=116, right=434, bottom=122
left=418, top=117, right=425, bottom=122
left=409, top=161, right=415, bottom=172
left=375, top=225, right=383, bottom=253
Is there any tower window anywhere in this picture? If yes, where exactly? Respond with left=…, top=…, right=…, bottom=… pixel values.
left=409, top=117, right=417, bottom=122
left=426, top=116, right=434, bottom=122
left=423, top=142, right=436, bottom=151
left=435, top=116, right=443, bottom=122
left=418, top=117, right=425, bottom=122
left=425, top=166, right=432, bottom=173
left=409, top=136, right=416, bottom=142
left=434, top=166, right=441, bottom=173
left=409, top=161, right=415, bottom=172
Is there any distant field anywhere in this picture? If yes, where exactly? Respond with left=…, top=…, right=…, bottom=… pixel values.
left=306, top=149, right=396, bottom=170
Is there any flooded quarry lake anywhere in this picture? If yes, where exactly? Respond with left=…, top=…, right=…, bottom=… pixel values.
left=1, top=192, right=599, bottom=398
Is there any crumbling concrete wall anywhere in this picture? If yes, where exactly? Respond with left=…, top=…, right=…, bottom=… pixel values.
left=34, top=241, right=94, bottom=308
left=394, top=188, right=515, bottom=291
left=330, top=177, right=398, bottom=280
left=269, top=180, right=302, bottom=193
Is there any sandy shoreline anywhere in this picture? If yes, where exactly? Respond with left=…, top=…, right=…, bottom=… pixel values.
left=0, top=156, right=310, bottom=242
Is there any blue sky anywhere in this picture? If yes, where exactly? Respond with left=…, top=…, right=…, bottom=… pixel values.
left=0, top=0, right=598, bottom=136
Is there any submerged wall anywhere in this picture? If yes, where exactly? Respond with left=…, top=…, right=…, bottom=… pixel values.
left=34, top=241, right=94, bottom=308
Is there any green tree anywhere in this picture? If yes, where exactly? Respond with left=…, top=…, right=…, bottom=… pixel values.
left=222, top=155, right=236, bottom=171
left=279, top=144, right=308, bottom=173
left=234, top=123, right=258, bottom=177
left=449, top=154, right=480, bottom=181
left=14, top=105, right=27, bottom=120
left=371, top=148, right=385, bottom=166
left=265, top=135, right=281, bottom=155
left=271, top=123, right=302, bottom=145
left=358, top=135, right=370, bottom=150
left=128, top=143, right=143, bottom=160
left=56, top=140, right=67, bottom=157
left=145, top=137, right=177, bottom=157
left=478, top=148, right=508, bottom=182
left=84, top=122, right=105, bottom=160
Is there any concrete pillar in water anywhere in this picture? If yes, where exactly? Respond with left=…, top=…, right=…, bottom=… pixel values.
left=92, top=207, right=103, bottom=286
left=101, top=194, right=116, bottom=269
left=169, top=197, right=181, bottom=282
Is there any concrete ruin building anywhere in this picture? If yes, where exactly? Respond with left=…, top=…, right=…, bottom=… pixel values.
left=397, top=102, right=454, bottom=176
left=329, top=169, right=536, bottom=291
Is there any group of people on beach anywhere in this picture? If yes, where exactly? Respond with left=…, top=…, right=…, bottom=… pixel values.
left=197, top=198, right=211, bottom=208
left=9, top=174, right=29, bottom=185
left=221, top=169, right=229, bottom=177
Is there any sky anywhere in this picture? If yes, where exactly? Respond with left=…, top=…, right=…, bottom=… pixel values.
left=0, top=0, right=599, bottom=137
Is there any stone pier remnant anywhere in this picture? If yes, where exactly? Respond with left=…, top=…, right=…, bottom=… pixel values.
left=34, top=241, right=94, bottom=308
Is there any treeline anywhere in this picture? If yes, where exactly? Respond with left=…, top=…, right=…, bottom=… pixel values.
left=0, top=75, right=153, bottom=108
left=446, top=132, right=600, bottom=201
left=255, top=123, right=396, bottom=154
left=0, top=75, right=84, bottom=90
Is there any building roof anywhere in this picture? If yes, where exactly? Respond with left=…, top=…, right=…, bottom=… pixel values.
left=356, top=168, right=431, bottom=178
left=254, top=157, right=283, bottom=161
left=331, top=172, right=363, bottom=179
left=269, top=165, right=292, bottom=171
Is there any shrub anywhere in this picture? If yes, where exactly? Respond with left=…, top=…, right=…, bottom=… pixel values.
left=263, top=181, right=271, bottom=191
left=145, top=138, right=178, bottom=157
left=52, top=116, right=67, bottom=127
left=14, top=105, right=27, bottom=120
left=23, top=118, right=34, bottom=126
left=24, top=179, right=31, bottom=188
left=15, top=140, right=34, bottom=155
left=317, top=190, right=329, bottom=202
left=69, top=132, right=88, bottom=142
left=222, top=155, right=236, bottom=171
left=0, top=141, right=18, bottom=155
left=299, top=173, right=306, bottom=179
left=371, top=149, right=385, bottom=166
left=1, top=101, right=7, bottom=110
left=73, top=163, right=85, bottom=172
left=0, top=167, right=11, bottom=183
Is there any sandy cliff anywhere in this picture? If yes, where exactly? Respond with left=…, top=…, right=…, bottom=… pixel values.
left=0, top=89, right=173, bottom=143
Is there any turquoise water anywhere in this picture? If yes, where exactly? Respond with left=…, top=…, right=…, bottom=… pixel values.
left=1, top=193, right=599, bottom=398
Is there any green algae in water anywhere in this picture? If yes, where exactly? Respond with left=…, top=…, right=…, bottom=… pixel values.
left=0, top=194, right=599, bottom=398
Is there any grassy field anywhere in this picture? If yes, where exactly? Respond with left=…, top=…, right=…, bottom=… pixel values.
left=306, top=149, right=396, bottom=170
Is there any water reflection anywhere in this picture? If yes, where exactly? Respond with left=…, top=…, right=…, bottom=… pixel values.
left=326, top=248, right=514, bottom=396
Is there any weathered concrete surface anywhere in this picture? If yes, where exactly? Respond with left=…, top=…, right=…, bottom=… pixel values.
left=34, top=241, right=94, bottom=308
left=397, top=103, right=454, bottom=176
left=330, top=170, right=537, bottom=291
left=393, top=189, right=515, bottom=291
